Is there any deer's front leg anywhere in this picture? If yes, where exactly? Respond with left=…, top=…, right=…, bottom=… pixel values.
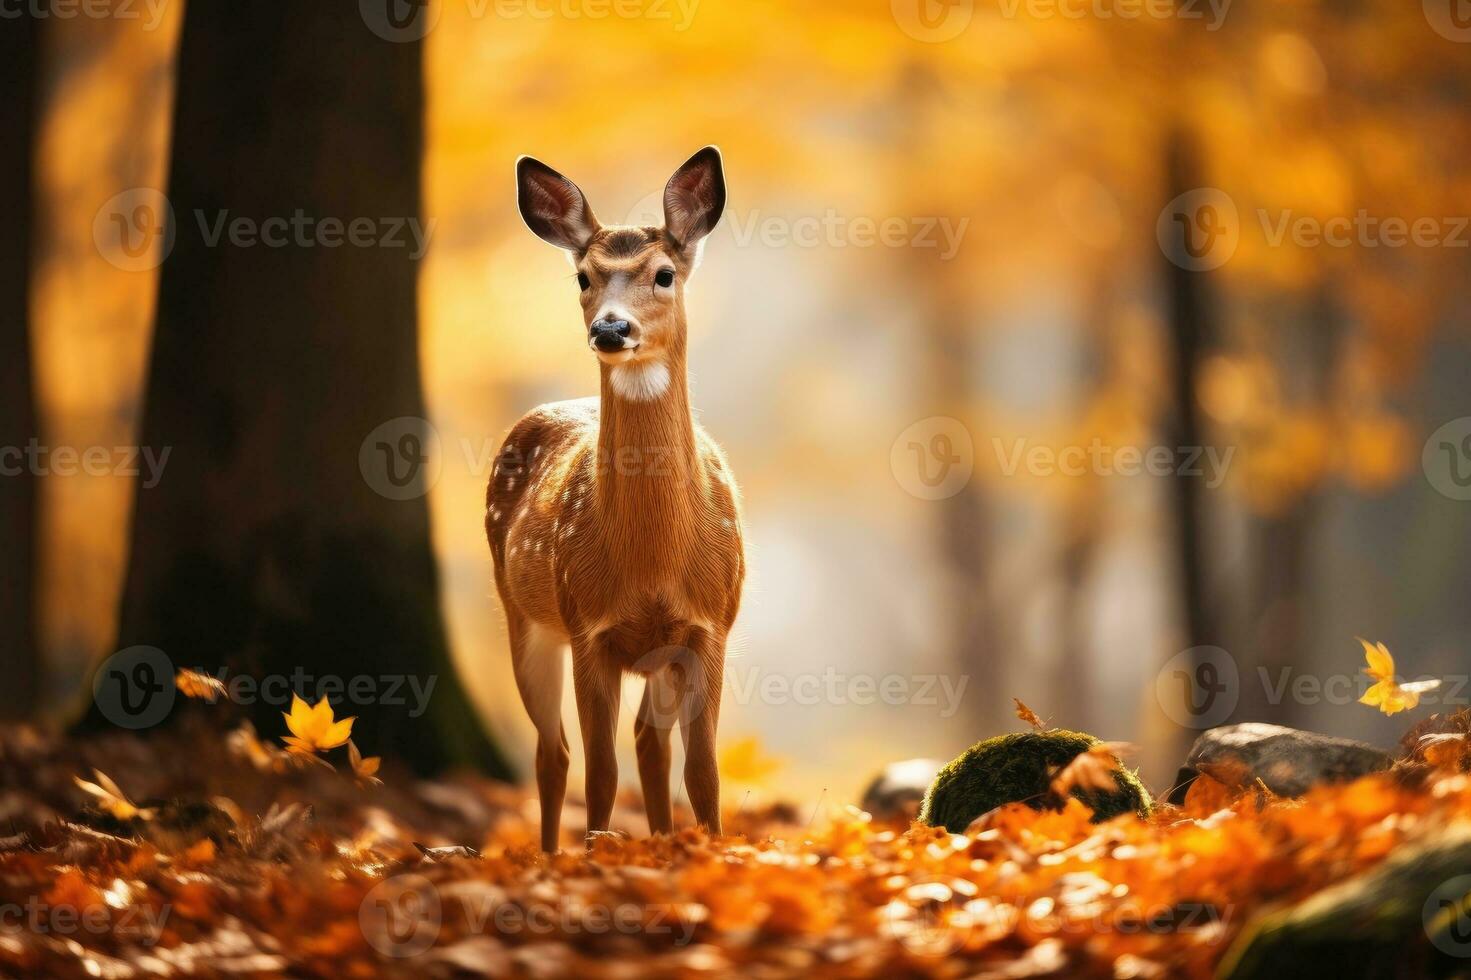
left=572, top=637, right=621, bottom=837
left=679, top=629, right=726, bottom=835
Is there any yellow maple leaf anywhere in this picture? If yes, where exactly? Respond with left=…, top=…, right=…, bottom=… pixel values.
left=281, top=694, right=355, bottom=755
left=1357, top=638, right=1440, bottom=716
left=347, top=739, right=383, bottom=788
left=718, top=736, right=784, bottom=786
left=73, top=769, right=154, bottom=822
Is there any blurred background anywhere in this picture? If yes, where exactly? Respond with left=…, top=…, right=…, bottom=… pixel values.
left=5, top=1, right=1470, bottom=805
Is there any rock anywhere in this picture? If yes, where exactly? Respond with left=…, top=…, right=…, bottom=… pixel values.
left=1180, top=723, right=1391, bottom=799
left=919, top=731, right=1151, bottom=833
left=1218, top=823, right=1471, bottom=978
left=860, top=759, right=944, bottom=822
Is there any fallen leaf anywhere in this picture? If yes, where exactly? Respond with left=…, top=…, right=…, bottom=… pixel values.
left=347, top=740, right=383, bottom=788
left=73, top=770, right=154, bottom=822
left=1014, top=698, right=1048, bottom=731
left=176, top=667, right=228, bottom=702
left=1049, top=742, right=1133, bottom=798
left=414, top=842, right=481, bottom=862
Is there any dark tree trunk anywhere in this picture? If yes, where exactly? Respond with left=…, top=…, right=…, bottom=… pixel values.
left=87, top=4, right=511, bottom=776
left=1160, top=129, right=1222, bottom=747
left=0, top=12, right=41, bottom=720
left=1245, top=288, right=1336, bottom=724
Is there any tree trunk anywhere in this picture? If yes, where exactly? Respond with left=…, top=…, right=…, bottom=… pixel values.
left=88, top=4, right=511, bottom=776
left=1160, top=128, right=1220, bottom=749
left=0, top=11, right=41, bottom=720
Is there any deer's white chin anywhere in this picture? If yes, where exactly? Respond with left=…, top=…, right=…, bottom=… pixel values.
left=609, top=359, right=671, bottom=402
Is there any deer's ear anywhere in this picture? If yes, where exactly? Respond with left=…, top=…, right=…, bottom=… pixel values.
left=663, top=146, right=726, bottom=258
left=517, top=156, right=600, bottom=252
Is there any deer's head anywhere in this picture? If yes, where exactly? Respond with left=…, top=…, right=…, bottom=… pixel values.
left=516, top=147, right=726, bottom=397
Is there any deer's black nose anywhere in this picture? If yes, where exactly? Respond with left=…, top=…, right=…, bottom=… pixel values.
left=590, top=318, right=631, bottom=352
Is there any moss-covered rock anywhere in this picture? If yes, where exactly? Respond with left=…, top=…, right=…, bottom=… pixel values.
left=919, top=730, right=1152, bottom=832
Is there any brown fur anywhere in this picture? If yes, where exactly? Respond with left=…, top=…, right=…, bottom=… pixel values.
left=490, top=150, right=742, bottom=851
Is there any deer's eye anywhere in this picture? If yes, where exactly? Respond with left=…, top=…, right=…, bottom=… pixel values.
left=577, top=272, right=591, bottom=291
left=655, top=269, right=675, bottom=288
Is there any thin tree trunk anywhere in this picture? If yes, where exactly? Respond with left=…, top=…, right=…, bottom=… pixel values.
left=84, top=4, right=511, bottom=776
left=1161, top=128, right=1219, bottom=746
left=0, top=11, right=41, bottom=720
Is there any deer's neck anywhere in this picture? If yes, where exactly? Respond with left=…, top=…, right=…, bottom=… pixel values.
left=595, top=351, right=699, bottom=544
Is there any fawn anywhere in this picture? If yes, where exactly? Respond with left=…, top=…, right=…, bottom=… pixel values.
left=487, top=147, right=744, bottom=852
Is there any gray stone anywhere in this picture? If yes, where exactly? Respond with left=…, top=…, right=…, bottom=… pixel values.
left=1181, top=723, right=1391, bottom=798
left=860, top=758, right=944, bottom=821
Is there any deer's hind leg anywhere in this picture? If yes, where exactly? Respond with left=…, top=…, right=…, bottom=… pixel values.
left=634, top=668, right=678, bottom=835
left=509, top=614, right=569, bottom=852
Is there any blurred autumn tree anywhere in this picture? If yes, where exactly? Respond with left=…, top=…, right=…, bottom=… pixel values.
left=80, top=3, right=511, bottom=776
left=18, top=0, right=1468, bottom=795
left=0, top=11, right=41, bottom=720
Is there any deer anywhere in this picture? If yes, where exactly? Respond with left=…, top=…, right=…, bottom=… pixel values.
left=486, top=147, right=744, bottom=852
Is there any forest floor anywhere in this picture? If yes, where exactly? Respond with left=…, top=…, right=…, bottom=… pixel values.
left=1, top=712, right=1470, bottom=979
